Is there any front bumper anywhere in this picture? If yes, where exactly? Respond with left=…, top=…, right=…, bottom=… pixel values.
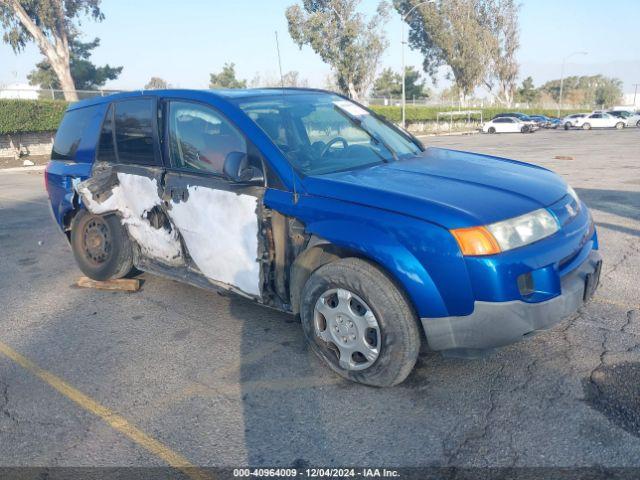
left=421, top=250, right=602, bottom=352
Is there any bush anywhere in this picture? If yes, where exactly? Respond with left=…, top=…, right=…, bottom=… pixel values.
left=0, top=99, right=68, bottom=135
left=369, top=105, right=583, bottom=123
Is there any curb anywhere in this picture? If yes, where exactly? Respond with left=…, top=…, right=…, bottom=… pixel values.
left=0, top=165, right=47, bottom=174
left=415, top=130, right=480, bottom=138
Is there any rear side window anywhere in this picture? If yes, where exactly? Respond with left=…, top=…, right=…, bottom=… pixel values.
left=114, top=99, right=158, bottom=165
left=52, top=106, right=100, bottom=161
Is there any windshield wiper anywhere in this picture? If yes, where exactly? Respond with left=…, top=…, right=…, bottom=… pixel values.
left=333, top=106, right=398, bottom=162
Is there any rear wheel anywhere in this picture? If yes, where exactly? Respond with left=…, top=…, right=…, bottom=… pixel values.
left=582, top=123, right=591, bottom=130
left=300, top=258, right=421, bottom=387
left=636, top=120, right=640, bottom=128
left=71, top=210, right=134, bottom=281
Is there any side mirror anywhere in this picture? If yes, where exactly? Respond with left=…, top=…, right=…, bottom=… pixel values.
left=223, top=151, right=264, bottom=185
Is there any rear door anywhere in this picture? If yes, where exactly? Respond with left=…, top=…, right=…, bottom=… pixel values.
left=161, top=99, right=266, bottom=298
left=79, top=97, right=184, bottom=267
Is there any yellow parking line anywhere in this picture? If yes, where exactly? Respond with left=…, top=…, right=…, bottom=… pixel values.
left=0, top=341, right=212, bottom=480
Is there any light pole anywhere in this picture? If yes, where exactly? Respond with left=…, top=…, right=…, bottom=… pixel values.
left=558, top=51, right=587, bottom=118
left=401, top=0, right=434, bottom=129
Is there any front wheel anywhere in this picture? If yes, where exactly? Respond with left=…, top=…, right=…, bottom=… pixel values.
left=300, top=258, right=421, bottom=387
left=582, top=123, right=591, bottom=130
left=70, top=210, right=134, bottom=281
left=488, top=127, right=496, bottom=134
left=636, top=120, right=640, bottom=128
left=615, top=122, right=625, bottom=129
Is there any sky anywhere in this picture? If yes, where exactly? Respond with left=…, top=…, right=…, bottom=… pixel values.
left=1, top=0, right=639, bottom=94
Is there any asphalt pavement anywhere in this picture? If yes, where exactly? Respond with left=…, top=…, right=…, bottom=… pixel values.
left=0, top=128, right=639, bottom=470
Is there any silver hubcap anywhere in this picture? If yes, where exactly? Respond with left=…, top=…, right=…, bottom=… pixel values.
left=313, top=288, right=380, bottom=371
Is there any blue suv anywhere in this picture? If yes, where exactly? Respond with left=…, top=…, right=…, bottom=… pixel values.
left=45, top=89, right=601, bottom=386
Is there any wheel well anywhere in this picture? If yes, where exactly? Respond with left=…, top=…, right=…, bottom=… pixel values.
left=61, top=204, right=82, bottom=241
left=288, top=239, right=415, bottom=318
left=289, top=241, right=352, bottom=314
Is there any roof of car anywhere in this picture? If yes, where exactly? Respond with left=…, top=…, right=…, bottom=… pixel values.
left=68, top=87, right=335, bottom=111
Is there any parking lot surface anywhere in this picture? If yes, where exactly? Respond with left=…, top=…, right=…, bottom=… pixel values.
left=0, top=128, right=639, bottom=469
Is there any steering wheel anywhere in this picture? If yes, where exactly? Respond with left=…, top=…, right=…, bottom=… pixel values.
left=320, top=137, right=348, bottom=158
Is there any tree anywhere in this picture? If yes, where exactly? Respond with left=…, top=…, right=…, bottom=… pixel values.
left=394, top=0, right=497, bottom=105
left=286, top=0, right=390, bottom=100
left=515, top=76, right=539, bottom=104
left=250, top=70, right=309, bottom=88
left=209, top=62, right=247, bottom=89
left=372, top=68, right=400, bottom=98
left=372, top=66, right=428, bottom=99
left=28, top=36, right=121, bottom=91
left=144, top=77, right=168, bottom=90
left=594, top=78, right=623, bottom=107
left=539, top=75, right=623, bottom=108
left=483, top=0, right=520, bottom=106
left=0, top=0, right=105, bottom=101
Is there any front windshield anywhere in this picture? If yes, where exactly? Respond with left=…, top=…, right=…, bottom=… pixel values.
left=234, top=93, right=422, bottom=175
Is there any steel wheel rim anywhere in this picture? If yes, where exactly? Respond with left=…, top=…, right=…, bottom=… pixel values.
left=83, top=217, right=112, bottom=265
left=313, top=288, right=381, bottom=371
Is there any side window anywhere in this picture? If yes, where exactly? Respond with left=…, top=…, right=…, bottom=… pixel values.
left=114, top=99, right=158, bottom=165
left=52, top=106, right=100, bottom=161
left=97, top=104, right=116, bottom=162
left=168, top=101, right=247, bottom=175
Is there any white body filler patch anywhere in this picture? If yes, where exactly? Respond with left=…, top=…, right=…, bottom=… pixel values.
left=167, top=185, right=260, bottom=296
left=79, top=173, right=183, bottom=266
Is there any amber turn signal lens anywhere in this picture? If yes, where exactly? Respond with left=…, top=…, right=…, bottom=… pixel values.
left=451, top=226, right=501, bottom=256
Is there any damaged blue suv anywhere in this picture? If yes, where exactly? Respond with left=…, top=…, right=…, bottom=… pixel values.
left=46, top=89, right=601, bottom=386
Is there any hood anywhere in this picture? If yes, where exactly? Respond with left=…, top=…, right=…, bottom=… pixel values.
left=302, top=147, right=569, bottom=229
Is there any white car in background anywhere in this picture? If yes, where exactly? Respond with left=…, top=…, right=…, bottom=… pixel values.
left=573, top=112, right=626, bottom=130
left=610, top=111, right=640, bottom=128
left=482, top=117, right=531, bottom=134
left=561, top=113, right=588, bottom=128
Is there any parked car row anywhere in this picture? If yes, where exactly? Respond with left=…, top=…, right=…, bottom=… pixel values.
left=483, top=109, right=640, bottom=134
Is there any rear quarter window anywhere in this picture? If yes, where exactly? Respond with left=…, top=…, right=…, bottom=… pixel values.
left=52, top=106, right=102, bottom=161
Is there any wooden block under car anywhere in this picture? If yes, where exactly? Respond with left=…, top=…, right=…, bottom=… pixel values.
left=77, top=276, right=140, bottom=292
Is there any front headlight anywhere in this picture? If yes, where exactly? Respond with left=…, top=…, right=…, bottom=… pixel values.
left=451, top=209, right=560, bottom=256
left=486, top=209, right=559, bottom=252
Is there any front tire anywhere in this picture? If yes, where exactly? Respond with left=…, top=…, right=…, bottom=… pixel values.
left=71, top=210, right=134, bottom=281
left=488, top=127, right=496, bottom=134
left=300, top=258, right=421, bottom=387
left=615, top=122, right=625, bottom=129
left=582, top=123, right=591, bottom=130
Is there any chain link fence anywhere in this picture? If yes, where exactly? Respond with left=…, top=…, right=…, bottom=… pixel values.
left=0, top=87, right=125, bottom=101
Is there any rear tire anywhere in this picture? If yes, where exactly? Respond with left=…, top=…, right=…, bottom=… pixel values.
left=71, top=210, right=134, bottom=281
left=582, top=123, right=591, bottom=130
left=636, top=120, right=640, bottom=128
left=300, top=258, right=421, bottom=387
